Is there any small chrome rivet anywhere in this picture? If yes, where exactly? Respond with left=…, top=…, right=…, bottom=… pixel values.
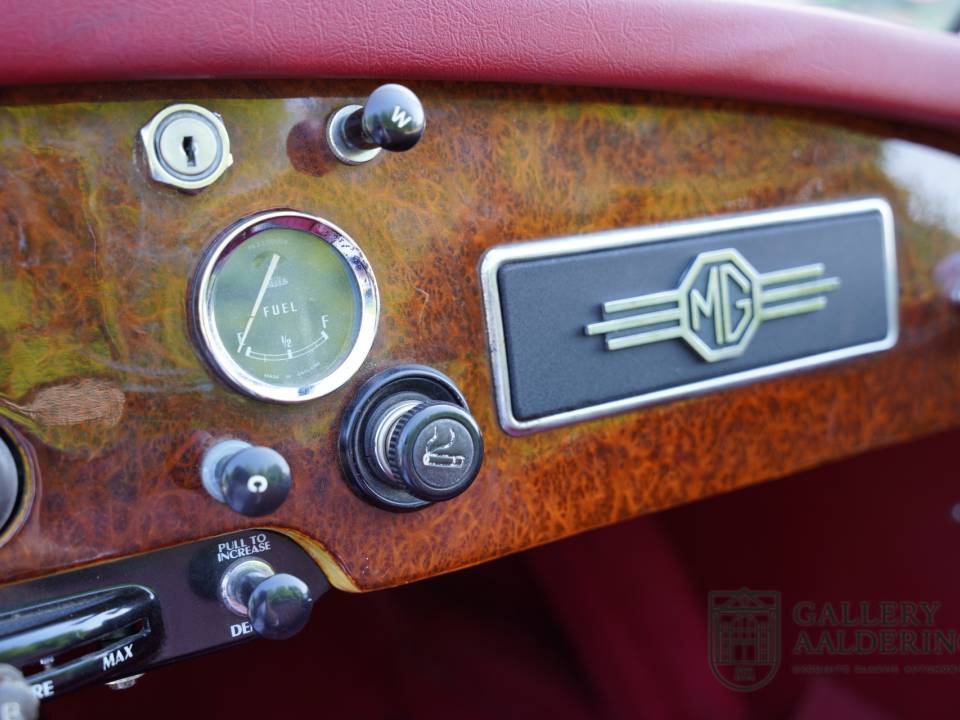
left=105, top=673, right=144, bottom=691
left=139, top=104, right=233, bottom=192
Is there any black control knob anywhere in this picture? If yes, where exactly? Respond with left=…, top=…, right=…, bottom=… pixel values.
left=201, top=440, right=291, bottom=517
left=0, top=664, right=39, bottom=720
left=247, top=574, right=313, bottom=640
left=327, top=84, right=425, bottom=164
left=382, top=402, right=483, bottom=502
left=220, top=559, right=314, bottom=640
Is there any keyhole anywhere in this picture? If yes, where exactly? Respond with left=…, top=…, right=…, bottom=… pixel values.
left=182, top=135, right=197, bottom=167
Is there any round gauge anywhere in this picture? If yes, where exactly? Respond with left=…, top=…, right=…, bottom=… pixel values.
left=193, top=210, right=379, bottom=402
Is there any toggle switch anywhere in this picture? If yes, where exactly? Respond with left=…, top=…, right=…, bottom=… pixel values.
left=326, top=84, right=425, bottom=165
left=201, top=440, right=291, bottom=517
left=219, top=559, right=314, bottom=640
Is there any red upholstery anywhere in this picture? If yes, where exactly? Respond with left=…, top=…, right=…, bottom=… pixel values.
left=1, top=0, right=960, bottom=129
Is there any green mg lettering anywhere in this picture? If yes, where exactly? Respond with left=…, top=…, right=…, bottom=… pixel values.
left=689, top=262, right=754, bottom=346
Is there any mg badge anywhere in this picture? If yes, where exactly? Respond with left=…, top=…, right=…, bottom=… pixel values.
left=708, top=589, right=781, bottom=692
left=480, top=199, right=896, bottom=434
left=585, top=249, right=840, bottom=362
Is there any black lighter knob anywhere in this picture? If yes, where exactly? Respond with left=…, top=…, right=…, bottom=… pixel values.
left=0, top=665, right=39, bottom=720
left=202, top=441, right=291, bottom=517
left=384, top=402, right=483, bottom=502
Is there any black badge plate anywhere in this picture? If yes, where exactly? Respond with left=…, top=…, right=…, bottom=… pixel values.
left=480, top=199, right=898, bottom=435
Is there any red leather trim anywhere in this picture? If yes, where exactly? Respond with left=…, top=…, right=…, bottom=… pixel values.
left=2, top=0, right=960, bottom=128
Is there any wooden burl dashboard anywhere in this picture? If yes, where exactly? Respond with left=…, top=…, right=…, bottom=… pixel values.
left=0, top=79, right=959, bottom=596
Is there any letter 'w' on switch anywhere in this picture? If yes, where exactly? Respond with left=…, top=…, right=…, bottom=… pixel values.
left=391, top=106, right=413, bottom=129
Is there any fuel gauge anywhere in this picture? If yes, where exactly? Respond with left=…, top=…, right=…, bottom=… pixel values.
left=193, top=210, right=379, bottom=402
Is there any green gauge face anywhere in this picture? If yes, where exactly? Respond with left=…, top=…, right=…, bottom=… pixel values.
left=195, top=213, right=379, bottom=402
left=213, top=228, right=358, bottom=385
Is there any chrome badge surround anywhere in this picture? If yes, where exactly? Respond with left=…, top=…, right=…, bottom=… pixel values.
left=479, top=199, right=898, bottom=435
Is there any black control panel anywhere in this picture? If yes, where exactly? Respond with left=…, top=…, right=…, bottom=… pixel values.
left=0, top=530, right=328, bottom=702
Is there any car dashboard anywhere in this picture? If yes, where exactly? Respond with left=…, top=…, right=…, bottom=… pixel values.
left=0, top=1, right=959, bottom=716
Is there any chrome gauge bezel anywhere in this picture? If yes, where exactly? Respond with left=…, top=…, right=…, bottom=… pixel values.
left=193, top=209, right=379, bottom=403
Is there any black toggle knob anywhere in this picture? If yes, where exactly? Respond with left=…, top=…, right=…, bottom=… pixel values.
left=327, top=84, right=425, bottom=164
left=0, top=664, right=39, bottom=720
left=247, top=574, right=313, bottom=640
left=351, top=83, right=425, bottom=151
left=382, top=401, right=483, bottom=502
left=220, top=559, right=314, bottom=640
left=201, top=440, right=291, bottom=517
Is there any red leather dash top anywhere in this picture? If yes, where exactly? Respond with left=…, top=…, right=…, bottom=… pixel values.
left=1, top=0, right=959, bottom=128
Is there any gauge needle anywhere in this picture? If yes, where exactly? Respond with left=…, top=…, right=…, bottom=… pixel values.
left=236, top=253, right=280, bottom=354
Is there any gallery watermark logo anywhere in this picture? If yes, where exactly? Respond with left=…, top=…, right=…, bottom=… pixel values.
left=708, top=589, right=781, bottom=691
left=709, top=589, right=960, bottom=691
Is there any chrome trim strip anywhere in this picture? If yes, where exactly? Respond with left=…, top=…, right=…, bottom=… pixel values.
left=479, top=198, right=899, bottom=436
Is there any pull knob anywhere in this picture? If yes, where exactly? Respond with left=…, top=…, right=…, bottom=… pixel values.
left=220, top=559, right=314, bottom=640
left=377, top=401, right=483, bottom=502
left=327, top=84, right=425, bottom=164
left=0, top=665, right=39, bottom=720
left=201, top=440, right=291, bottom=517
